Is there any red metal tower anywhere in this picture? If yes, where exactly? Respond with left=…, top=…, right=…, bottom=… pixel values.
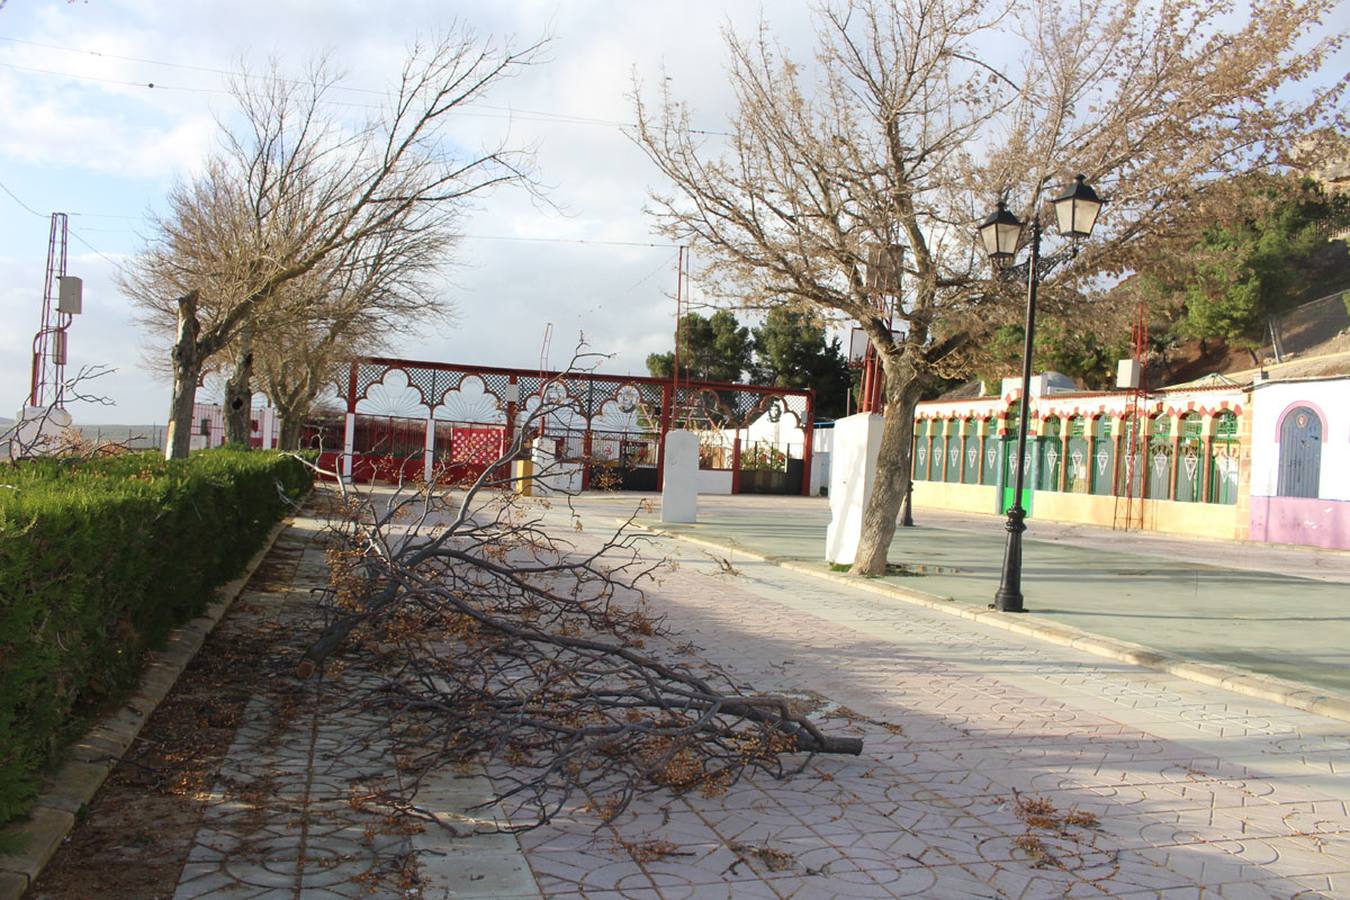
left=1112, top=300, right=1148, bottom=530
left=29, top=213, right=78, bottom=410
left=671, top=245, right=692, bottom=424
left=858, top=244, right=903, bottom=414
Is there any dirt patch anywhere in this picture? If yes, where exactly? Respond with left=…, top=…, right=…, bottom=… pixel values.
left=29, top=535, right=308, bottom=899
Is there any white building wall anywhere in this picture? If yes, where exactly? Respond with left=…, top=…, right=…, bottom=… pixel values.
left=1249, top=378, right=1350, bottom=501
left=728, top=410, right=808, bottom=448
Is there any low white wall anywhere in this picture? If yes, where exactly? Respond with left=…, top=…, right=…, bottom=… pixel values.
left=697, top=469, right=733, bottom=495
left=809, top=450, right=831, bottom=497
left=9, top=406, right=74, bottom=459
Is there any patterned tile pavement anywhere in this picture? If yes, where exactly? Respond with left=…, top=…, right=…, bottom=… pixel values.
left=498, top=504, right=1350, bottom=898
left=170, top=499, right=1350, bottom=898
left=169, top=516, right=422, bottom=900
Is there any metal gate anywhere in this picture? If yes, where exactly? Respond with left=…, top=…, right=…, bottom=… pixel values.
left=1175, top=414, right=1203, bottom=502
left=1090, top=421, right=1114, bottom=495
left=1277, top=407, right=1322, bottom=498
left=739, top=441, right=805, bottom=495
left=436, top=425, right=506, bottom=485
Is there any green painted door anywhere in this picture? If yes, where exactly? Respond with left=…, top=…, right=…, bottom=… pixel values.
left=999, top=438, right=1033, bottom=515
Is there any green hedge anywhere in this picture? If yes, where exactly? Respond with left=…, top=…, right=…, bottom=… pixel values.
left=0, top=449, right=312, bottom=825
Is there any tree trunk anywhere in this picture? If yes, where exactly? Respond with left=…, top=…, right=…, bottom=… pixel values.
left=164, top=291, right=202, bottom=460
left=850, top=356, right=923, bottom=575
left=278, top=412, right=305, bottom=451
left=224, top=324, right=255, bottom=446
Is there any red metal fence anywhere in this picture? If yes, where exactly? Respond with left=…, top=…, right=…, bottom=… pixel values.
left=333, top=356, right=816, bottom=494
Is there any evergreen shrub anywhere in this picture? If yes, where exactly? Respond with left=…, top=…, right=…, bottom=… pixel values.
left=0, top=449, right=311, bottom=825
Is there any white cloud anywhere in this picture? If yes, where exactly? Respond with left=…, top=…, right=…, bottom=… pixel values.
left=0, top=2, right=836, bottom=424
left=0, top=82, right=216, bottom=180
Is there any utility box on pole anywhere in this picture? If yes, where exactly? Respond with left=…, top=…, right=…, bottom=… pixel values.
left=1116, top=358, right=1141, bottom=390
left=58, top=276, right=83, bottom=315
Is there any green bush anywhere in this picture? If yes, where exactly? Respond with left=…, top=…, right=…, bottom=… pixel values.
left=0, top=448, right=312, bottom=825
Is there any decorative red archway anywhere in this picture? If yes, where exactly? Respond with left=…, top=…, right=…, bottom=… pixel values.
left=321, top=356, right=815, bottom=495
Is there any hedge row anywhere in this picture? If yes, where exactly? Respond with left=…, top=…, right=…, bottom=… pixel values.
left=0, top=449, right=312, bottom=826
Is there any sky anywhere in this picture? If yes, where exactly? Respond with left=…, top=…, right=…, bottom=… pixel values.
left=0, top=0, right=822, bottom=425
left=0, top=1, right=1345, bottom=426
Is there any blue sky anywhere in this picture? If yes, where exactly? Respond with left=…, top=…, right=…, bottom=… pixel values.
left=0, top=1, right=823, bottom=424
left=0, top=1, right=1344, bottom=425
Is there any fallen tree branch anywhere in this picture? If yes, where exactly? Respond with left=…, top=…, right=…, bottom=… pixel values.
left=300, top=351, right=862, bottom=830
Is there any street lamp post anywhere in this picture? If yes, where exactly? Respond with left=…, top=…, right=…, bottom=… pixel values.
left=978, top=175, right=1102, bottom=612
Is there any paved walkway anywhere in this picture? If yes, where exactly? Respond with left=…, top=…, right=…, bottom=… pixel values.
left=161, top=492, right=1350, bottom=898
left=571, top=494, right=1350, bottom=696
left=513, top=502, right=1350, bottom=897
left=169, top=512, right=537, bottom=900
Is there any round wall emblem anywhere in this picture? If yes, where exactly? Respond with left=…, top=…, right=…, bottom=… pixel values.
left=542, top=383, right=567, bottom=406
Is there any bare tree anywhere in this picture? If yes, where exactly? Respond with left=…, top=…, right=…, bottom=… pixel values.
left=634, top=0, right=1346, bottom=573
left=298, top=363, right=861, bottom=831
left=253, top=199, right=458, bottom=451
left=254, top=296, right=350, bottom=452
left=124, top=30, right=545, bottom=458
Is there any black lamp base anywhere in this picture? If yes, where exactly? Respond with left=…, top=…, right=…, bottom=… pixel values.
left=992, top=505, right=1027, bottom=613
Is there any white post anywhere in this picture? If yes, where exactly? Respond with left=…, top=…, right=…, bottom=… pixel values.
left=825, top=412, right=886, bottom=565
left=424, top=417, right=436, bottom=483
left=532, top=436, right=559, bottom=495
left=661, top=429, right=699, bottom=523
left=342, top=412, right=356, bottom=482
left=260, top=406, right=275, bottom=450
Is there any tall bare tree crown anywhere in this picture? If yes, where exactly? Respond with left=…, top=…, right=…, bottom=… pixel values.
left=633, top=0, right=1345, bottom=573
left=121, top=26, right=549, bottom=457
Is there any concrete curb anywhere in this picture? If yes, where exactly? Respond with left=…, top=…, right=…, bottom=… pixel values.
left=0, top=513, right=297, bottom=899
left=631, top=520, right=1350, bottom=726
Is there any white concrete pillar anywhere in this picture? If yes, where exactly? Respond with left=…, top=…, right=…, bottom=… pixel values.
left=424, top=417, right=436, bottom=483
left=260, top=406, right=275, bottom=450
left=825, top=412, right=885, bottom=565
left=661, top=429, right=699, bottom=523
left=341, top=412, right=356, bottom=482
left=531, top=436, right=559, bottom=495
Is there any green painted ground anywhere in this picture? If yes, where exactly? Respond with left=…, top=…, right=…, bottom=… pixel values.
left=610, top=500, right=1350, bottom=697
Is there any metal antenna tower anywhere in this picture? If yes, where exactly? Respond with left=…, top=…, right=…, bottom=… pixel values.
left=538, top=321, right=553, bottom=375
left=671, top=245, right=690, bottom=424
left=29, top=212, right=79, bottom=409
left=1112, top=300, right=1148, bottom=531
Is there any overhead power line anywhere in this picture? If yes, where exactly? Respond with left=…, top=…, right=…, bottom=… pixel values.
left=0, top=34, right=390, bottom=95
left=1, top=177, right=674, bottom=252
left=0, top=37, right=731, bottom=136
left=0, top=177, right=43, bottom=217
left=0, top=176, right=128, bottom=272
left=461, top=234, right=677, bottom=248
left=67, top=227, right=128, bottom=273
left=0, top=59, right=696, bottom=129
